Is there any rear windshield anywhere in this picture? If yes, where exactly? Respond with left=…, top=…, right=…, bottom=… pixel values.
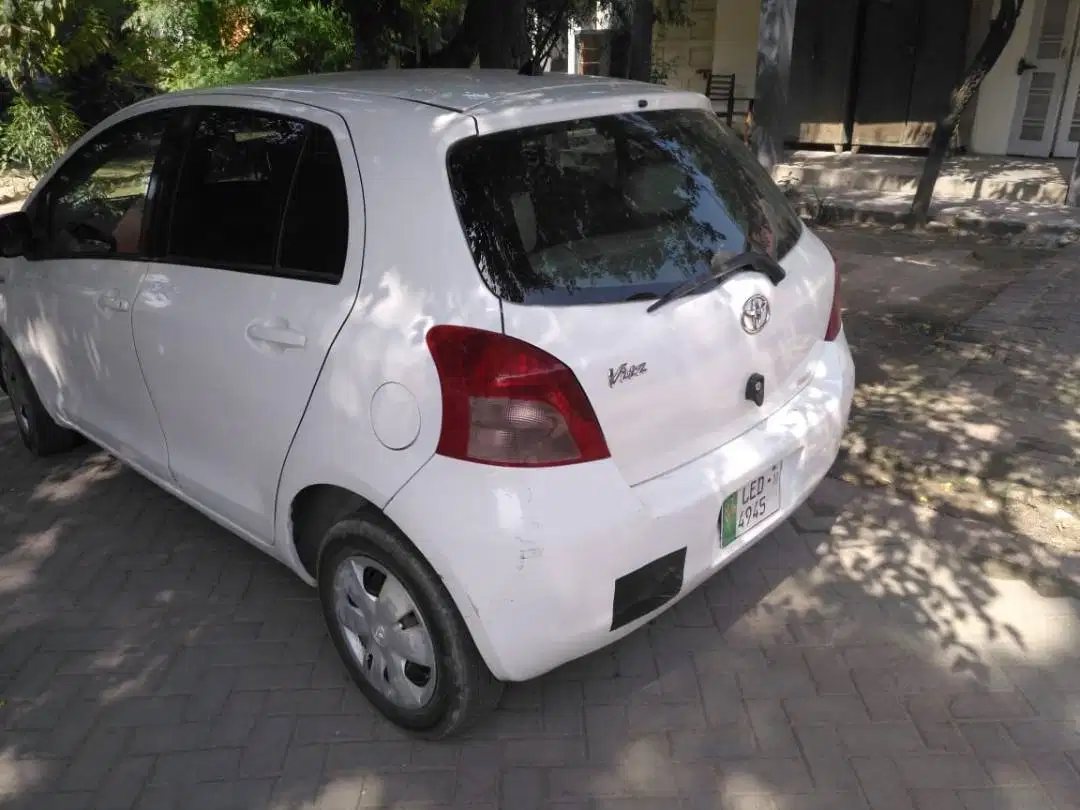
left=447, top=107, right=803, bottom=306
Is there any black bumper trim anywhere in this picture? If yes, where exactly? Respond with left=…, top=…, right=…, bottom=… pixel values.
left=610, top=547, right=686, bottom=632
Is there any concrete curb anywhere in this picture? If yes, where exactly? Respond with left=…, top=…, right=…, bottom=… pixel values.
left=786, top=188, right=1080, bottom=242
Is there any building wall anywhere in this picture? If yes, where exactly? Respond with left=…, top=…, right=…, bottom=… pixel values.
left=958, top=0, right=995, bottom=149
left=570, top=0, right=1021, bottom=156
left=971, top=0, right=1039, bottom=154
left=653, top=0, right=719, bottom=92
left=709, top=0, right=761, bottom=98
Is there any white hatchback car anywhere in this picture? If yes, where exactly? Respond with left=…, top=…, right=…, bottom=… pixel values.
left=0, top=70, right=853, bottom=738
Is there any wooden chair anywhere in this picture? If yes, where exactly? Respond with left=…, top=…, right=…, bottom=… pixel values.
left=705, top=72, right=737, bottom=126
left=699, top=71, right=755, bottom=142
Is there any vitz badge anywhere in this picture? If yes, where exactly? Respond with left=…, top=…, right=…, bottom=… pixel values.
left=608, top=362, right=647, bottom=388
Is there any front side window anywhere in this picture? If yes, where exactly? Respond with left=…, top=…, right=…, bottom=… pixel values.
left=168, top=107, right=345, bottom=275
left=35, top=110, right=172, bottom=259
left=447, top=108, right=804, bottom=306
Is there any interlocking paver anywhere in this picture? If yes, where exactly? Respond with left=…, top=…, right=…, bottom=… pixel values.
left=3, top=236, right=1080, bottom=810
left=1, top=439, right=1078, bottom=810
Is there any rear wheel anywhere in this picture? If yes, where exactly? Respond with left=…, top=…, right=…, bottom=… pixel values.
left=0, top=336, right=81, bottom=456
left=317, top=512, right=503, bottom=739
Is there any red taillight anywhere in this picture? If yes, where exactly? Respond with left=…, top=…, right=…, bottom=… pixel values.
left=825, top=248, right=843, bottom=342
left=425, top=325, right=611, bottom=468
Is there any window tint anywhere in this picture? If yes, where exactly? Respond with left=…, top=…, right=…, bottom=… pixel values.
left=278, top=125, right=349, bottom=282
left=168, top=108, right=307, bottom=268
left=446, top=108, right=804, bottom=306
left=37, top=111, right=171, bottom=259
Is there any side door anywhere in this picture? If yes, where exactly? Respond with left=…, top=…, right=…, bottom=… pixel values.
left=10, top=109, right=176, bottom=479
left=133, top=100, right=361, bottom=544
left=1009, top=0, right=1080, bottom=157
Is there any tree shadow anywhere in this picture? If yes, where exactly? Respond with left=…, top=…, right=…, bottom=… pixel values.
left=818, top=225, right=1080, bottom=547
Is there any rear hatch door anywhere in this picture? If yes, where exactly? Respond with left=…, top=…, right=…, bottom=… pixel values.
left=447, top=106, right=835, bottom=486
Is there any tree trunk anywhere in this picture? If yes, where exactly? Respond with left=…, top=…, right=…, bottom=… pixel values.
left=423, top=0, right=529, bottom=69
left=627, top=0, right=654, bottom=82
left=476, top=0, right=529, bottom=69
left=753, top=0, right=799, bottom=172
left=424, top=0, right=483, bottom=68
left=1069, top=146, right=1080, bottom=206
left=909, top=0, right=1025, bottom=228
left=343, top=0, right=398, bottom=69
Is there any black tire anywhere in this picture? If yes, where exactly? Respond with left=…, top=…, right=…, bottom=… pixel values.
left=0, top=335, right=81, bottom=456
left=317, top=511, right=503, bottom=739
left=0, top=342, right=7, bottom=395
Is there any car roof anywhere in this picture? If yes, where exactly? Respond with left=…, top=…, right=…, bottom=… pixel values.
left=162, top=69, right=687, bottom=114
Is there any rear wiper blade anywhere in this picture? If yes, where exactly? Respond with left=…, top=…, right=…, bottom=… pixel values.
left=646, top=251, right=786, bottom=314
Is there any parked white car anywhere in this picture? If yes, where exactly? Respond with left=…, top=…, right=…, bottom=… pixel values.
left=0, top=70, right=854, bottom=738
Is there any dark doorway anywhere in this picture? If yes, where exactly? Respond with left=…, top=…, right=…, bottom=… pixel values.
left=785, top=0, right=972, bottom=150
left=786, top=0, right=861, bottom=149
left=851, top=0, right=972, bottom=148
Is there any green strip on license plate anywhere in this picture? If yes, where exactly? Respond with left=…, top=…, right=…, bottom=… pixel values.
left=720, top=491, right=739, bottom=548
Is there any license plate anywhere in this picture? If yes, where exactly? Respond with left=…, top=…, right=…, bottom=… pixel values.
left=719, top=463, right=782, bottom=547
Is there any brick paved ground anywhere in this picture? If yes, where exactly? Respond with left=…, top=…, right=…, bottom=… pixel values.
left=818, top=228, right=1080, bottom=552
left=2, top=231, right=1080, bottom=809
left=2, top=422, right=1079, bottom=810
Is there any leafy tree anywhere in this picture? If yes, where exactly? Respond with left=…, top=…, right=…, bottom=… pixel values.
left=0, top=0, right=114, bottom=168
left=0, top=91, right=82, bottom=173
left=124, top=0, right=353, bottom=91
left=340, top=0, right=466, bottom=69
left=333, top=0, right=686, bottom=76
left=0, top=0, right=113, bottom=97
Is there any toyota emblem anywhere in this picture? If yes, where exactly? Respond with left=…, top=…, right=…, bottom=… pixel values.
left=741, top=294, right=771, bottom=335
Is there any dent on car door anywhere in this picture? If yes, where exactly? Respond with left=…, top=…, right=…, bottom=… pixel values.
left=131, top=103, right=358, bottom=543
left=3, top=110, right=174, bottom=476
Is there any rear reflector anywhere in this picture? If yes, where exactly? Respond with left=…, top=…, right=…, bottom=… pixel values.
left=426, top=325, right=611, bottom=467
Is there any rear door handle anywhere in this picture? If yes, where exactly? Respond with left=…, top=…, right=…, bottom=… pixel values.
left=246, top=321, right=307, bottom=349
left=98, top=292, right=130, bottom=312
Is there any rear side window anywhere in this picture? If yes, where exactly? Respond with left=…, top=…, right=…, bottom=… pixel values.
left=447, top=108, right=803, bottom=306
left=278, top=125, right=349, bottom=281
left=166, top=107, right=348, bottom=282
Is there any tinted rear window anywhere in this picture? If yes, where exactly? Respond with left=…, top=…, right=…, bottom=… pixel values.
left=447, top=108, right=803, bottom=306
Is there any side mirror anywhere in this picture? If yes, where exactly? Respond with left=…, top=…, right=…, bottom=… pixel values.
left=0, top=211, right=31, bottom=259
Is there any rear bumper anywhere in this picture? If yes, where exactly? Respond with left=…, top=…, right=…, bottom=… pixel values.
left=386, top=333, right=855, bottom=682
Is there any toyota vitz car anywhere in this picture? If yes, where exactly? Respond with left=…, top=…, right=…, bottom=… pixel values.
left=0, top=70, right=853, bottom=738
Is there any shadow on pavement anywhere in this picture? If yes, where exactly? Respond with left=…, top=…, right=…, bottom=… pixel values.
left=1, top=226, right=1080, bottom=808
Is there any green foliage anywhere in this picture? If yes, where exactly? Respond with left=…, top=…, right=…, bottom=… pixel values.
left=649, top=53, right=678, bottom=84
left=0, top=0, right=112, bottom=88
left=0, top=91, right=83, bottom=174
left=0, top=0, right=690, bottom=176
left=125, top=0, right=354, bottom=91
left=338, top=0, right=470, bottom=68
left=0, top=0, right=114, bottom=171
left=399, top=0, right=466, bottom=29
